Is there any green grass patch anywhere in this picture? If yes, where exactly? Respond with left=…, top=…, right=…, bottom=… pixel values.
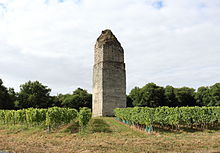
left=86, top=118, right=112, bottom=133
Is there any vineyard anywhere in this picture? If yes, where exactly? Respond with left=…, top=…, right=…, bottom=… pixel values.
left=114, top=106, right=220, bottom=131
left=0, top=107, right=91, bottom=131
left=0, top=107, right=220, bottom=152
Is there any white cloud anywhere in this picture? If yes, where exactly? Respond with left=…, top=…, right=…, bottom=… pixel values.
left=0, top=0, right=220, bottom=94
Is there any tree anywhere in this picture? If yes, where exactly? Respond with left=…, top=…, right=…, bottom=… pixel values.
left=140, top=83, right=165, bottom=107
left=0, top=79, right=15, bottom=109
left=17, top=81, right=51, bottom=108
left=129, top=87, right=142, bottom=106
left=60, top=88, right=92, bottom=109
left=174, top=87, right=196, bottom=106
left=130, top=83, right=165, bottom=107
left=209, top=83, right=220, bottom=106
left=195, top=86, right=210, bottom=106
left=49, top=95, right=62, bottom=107
left=164, top=85, right=178, bottom=107
left=194, top=83, right=220, bottom=106
left=8, top=88, right=17, bottom=106
left=126, top=95, right=134, bottom=107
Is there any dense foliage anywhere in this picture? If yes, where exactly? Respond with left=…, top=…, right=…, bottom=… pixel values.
left=195, top=83, right=220, bottom=106
left=0, top=79, right=15, bottom=109
left=129, top=83, right=220, bottom=107
left=17, top=81, right=51, bottom=108
left=59, top=88, right=92, bottom=110
left=114, top=107, right=220, bottom=130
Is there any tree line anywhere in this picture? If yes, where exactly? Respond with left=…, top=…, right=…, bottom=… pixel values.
left=128, top=82, right=220, bottom=107
left=0, top=79, right=91, bottom=110
left=0, top=79, right=220, bottom=110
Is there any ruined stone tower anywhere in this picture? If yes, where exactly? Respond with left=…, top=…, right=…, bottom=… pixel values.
left=92, top=29, right=126, bottom=117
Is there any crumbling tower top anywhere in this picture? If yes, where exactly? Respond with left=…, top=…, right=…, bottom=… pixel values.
left=96, top=29, right=122, bottom=48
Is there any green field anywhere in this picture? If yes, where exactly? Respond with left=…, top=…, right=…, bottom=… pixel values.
left=0, top=117, right=220, bottom=153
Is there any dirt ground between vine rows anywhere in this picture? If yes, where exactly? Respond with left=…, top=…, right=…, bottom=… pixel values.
left=0, top=118, right=220, bottom=153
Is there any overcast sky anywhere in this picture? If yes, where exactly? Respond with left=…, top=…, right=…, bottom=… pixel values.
left=0, top=0, right=220, bottom=95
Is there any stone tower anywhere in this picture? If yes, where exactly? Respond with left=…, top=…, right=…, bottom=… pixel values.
left=92, top=29, right=126, bottom=117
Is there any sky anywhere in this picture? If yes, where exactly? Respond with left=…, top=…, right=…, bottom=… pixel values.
left=0, top=0, right=220, bottom=95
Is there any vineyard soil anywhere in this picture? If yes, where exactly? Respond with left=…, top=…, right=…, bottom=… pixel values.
left=0, top=117, right=220, bottom=153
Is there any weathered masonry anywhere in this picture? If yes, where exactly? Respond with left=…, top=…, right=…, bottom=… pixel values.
left=92, top=29, right=126, bottom=117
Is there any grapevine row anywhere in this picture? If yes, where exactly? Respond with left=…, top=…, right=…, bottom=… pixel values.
left=0, top=107, right=91, bottom=130
left=114, top=106, right=220, bottom=130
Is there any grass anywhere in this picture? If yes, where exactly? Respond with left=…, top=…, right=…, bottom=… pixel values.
left=0, top=117, right=220, bottom=153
